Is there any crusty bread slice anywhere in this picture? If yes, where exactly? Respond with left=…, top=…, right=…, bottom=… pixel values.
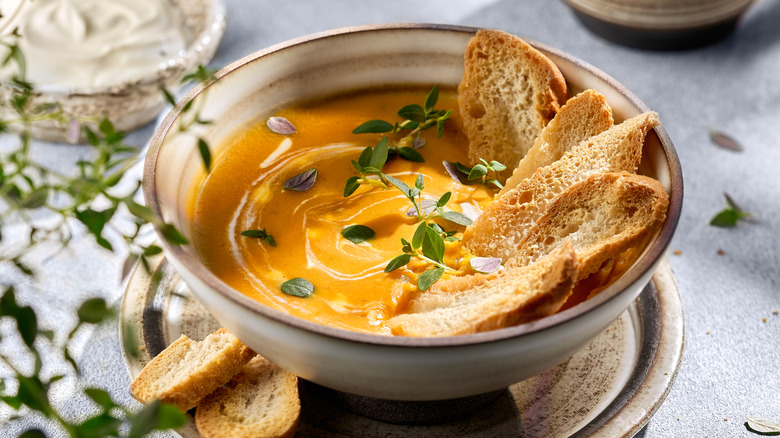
left=499, top=89, right=614, bottom=195
left=387, top=242, right=578, bottom=337
left=458, top=29, right=568, bottom=179
left=462, top=111, right=659, bottom=261
left=195, top=355, right=300, bottom=438
left=130, top=328, right=255, bottom=411
left=507, top=172, right=669, bottom=281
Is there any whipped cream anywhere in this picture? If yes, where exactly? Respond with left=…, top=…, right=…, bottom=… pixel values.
left=13, top=0, right=189, bottom=88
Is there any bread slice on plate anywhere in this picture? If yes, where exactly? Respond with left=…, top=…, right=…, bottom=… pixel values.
left=462, top=111, right=659, bottom=261
left=387, top=242, right=578, bottom=337
left=195, top=355, right=300, bottom=438
left=507, top=172, right=669, bottom=281
left=130, top=328, right=255, bottom=411
left=499, top=89, right=614, bottom=195
left=458, top=29, right=568, bottom=179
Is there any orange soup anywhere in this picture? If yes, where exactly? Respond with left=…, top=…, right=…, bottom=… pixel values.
left=191, top=87, right=633, bottom=335
left=191, top=87, right=495, bottom=334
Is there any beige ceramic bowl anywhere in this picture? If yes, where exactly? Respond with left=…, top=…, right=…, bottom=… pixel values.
left=0, top=0, right=226, bottom=142
left=143, top=24, right=682, bottom=402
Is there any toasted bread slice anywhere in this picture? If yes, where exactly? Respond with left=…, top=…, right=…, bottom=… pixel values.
left=507, top=172, right=669, bottom=280
left=130, top=328, right=255, bottom=411
left=458, top=29, right=568, bottom=179
left=463, top=112, right=659, bottom=261
left=499, top=89, right=614, bottom=195
left=195, top=355, right=300, bottom=438
left=387, top=242, right=578, bottom=337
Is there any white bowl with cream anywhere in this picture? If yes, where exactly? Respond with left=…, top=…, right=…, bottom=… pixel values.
left=0, top=0, right=226, bottom=142
left=143, top=24, right=682, bottom=401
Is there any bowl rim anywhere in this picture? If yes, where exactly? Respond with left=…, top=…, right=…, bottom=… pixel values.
left=143, top=23, right=683, bottom=348
left=0, top=0, right=227, bottom=96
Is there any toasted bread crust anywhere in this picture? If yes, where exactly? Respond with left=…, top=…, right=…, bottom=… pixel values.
left=130, top=328, right=255, bottom=412
left=500, top=89, right=614, bottom=195
left=195, top=355, right=300, bottom=438
left=463, top=112, right=659, bottom=261
left=388, top=242, right=578, bottom=337
left=459, top=29, right=568, bottom=179
left=507, top=172, right=669, bottom=280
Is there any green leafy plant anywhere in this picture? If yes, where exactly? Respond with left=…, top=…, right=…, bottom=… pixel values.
left=0, top=38, right=214, bottom=436
left=240, top=228, right=276, bottom=247
left=0, top=287, right=189, bottom=437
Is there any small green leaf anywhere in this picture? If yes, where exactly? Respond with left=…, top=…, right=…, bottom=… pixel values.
left=17, top=375, right=51, bottom=415
left=384, top=254, right=411, bottom=272
left=197, top=138, right=211, bottom=172
left=468, top=164, right=488, bottom=181
left=281, top=278, right=314, bottom=298
left=439, top=211, right=473, bottom=226
left=397, top=147, right=424, bottom=162
left=16, top=306, right=37, bottom=348
left=75, top=413, right=122, bottom=438
left=156, top=402, right=189, bottom=430
left=1, top=395, right=22, bottom=410
left=343, top=176, right=361, bottom=197
left=353, top=119, right=394, bottom=134
left=489, top=161, right=507, bottom=171
left=143, top=245, right=163, bottom=256
left=422, top=227, right=445, bottom=264
left=78, top=298, right=111, bottom=324
left=159, top=224, right=189, bottom=245
left=412, top=222, right=427, bottom=249
left=21, top=187, right=48, bottom=209
left=397, top=104, right=426, bottom=123
left=160, top=87, right=177, bottom=106
left=424, top=86, right=439, bottom=111
left=746, top=417, right=780, bottom=435
left=436, top=192, right=451, bottom=208
left=417, top=267, right=445, bottom=291
left=384, top=174, right=411, bottom=198
left=241, top=229, right=276, bottom=246
left=84, top=388, right=116, bottom=411
left=369, top=138, right=389, bottom=170
left=414, top=174, right=425, bottom=190
left=341, top=225, right=375, bottom=244
left=357, top=147, right=373, bottom=168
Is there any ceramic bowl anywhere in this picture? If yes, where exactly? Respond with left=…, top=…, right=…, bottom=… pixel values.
left=563, top=0, right=756, bottom=49
left=143, top=24, right=682, bottom=402
left=0, top=0, right=226, bottom=142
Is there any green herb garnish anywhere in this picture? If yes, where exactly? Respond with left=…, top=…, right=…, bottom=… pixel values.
left=443, top=159, right=506, bottom=190
left=710, top=193, right=751, bottom=227
left=241, top=229, right=276, bottom=246
left=341, top=225, right=375, bottom=244
left=281, top=277, right=315, bottom=298
left=353, top=86, right=452, bottom=141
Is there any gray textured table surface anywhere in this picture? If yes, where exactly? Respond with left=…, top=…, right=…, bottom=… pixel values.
left=2, top=0, right=779, bottom=436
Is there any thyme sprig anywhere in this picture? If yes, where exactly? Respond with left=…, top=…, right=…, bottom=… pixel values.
left=352, top=86, right=452, bottom=146
left=0, top=286, right=189, bottom=436
left=444, top=159, right=506, bottom=190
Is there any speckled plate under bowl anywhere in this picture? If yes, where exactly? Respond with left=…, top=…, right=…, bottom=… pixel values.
left=563, top=0, right=757, bottom=49
left=0, top=0, right=226, bottom=142
left=142, top=24, right=683, bottom=403
left=122, top=258, right=684, bottom=435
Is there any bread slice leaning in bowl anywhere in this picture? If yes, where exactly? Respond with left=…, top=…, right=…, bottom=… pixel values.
left=195, top=355, right=301, bottom=438
left=387, top=241, right=578, bottom=337
left=462, top=111, right=659, bottom=261
left=507, top=171, right=669, bottom=281
left=499, top=89, right=615, bottom=195
left=130, top=328, right=255, bottom=411
left=459, top=29, right=569, bottom=179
